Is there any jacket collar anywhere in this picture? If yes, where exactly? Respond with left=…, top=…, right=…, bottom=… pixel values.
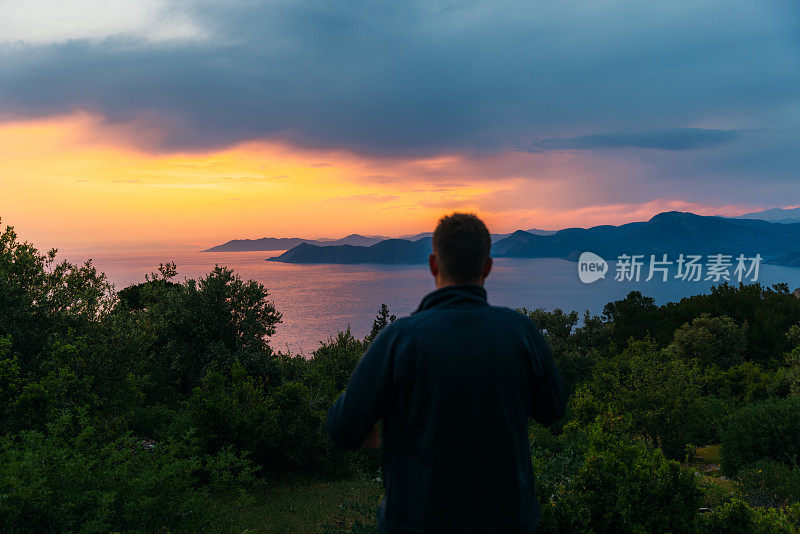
left=414, top=284, right=488, bottom=313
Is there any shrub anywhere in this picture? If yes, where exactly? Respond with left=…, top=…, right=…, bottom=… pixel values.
left=697, top=499, right=800, bottom=534
left=738, top=459, right=800, bottom=508
left=309, top=329, right=366, bottom=395
left=572, top=339, right=710, bottom=458
left=530, top=423, right=587, bottom=510
left=771, top=347, right=800, bottom=398
left=181, top=363, right=356, bottom=478
left=540, top=417, right=702, bottom=533
left=0, top=422, right=255, bottom=532
left=180, top=364, right=280, bottom=469
left=670, top=314, right=748, bottom=369
left=720, top=396, right=800, bottom=475
left=702, top=360, right=773, bottom=403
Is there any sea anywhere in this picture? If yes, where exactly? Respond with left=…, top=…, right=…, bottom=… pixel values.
left=62, top=249, right=800, bottom=355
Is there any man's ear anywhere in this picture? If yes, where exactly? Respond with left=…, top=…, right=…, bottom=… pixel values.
left=428, top=253, right=438, bottom=277
left=482, top=257, right=493, bottom=280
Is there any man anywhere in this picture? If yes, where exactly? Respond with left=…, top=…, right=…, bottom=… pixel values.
left=327, top=212, right=566, bottom=533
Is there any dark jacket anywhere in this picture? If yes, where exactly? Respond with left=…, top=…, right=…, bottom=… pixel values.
left=326, top=284, right=566, bottom=534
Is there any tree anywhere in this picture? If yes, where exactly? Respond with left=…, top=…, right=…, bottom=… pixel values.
left=603, top=291, right=659, bottom=346
left=669, top=313, right=748, bottom=369
left=131, top=265, right=283, bottom=400
left=365, top=304, right=396, bottom=344
left=572, top=339, right=710, bottom=458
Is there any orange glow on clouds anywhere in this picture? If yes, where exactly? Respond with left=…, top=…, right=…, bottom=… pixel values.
left=0, top=112, right=759, bottom=251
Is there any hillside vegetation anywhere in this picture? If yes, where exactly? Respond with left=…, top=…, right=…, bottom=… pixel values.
left=2, top=219, right=800, bottom=532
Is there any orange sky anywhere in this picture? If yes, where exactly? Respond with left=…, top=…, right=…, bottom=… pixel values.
left=1, top=111, right=758, bottom=251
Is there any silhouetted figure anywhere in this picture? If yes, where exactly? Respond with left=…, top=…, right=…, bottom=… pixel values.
left=327, top=213, right=566, bottom=533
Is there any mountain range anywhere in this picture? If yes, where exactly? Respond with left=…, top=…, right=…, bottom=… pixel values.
left=733, top=206, right=800, bottom=224
left=269, top=238, right=434, bottom=264
left=265, top=211, right=800, bottom=266
left=204, top=229, right=554, bottom=252
left=203, top=233, right=388, bottom=252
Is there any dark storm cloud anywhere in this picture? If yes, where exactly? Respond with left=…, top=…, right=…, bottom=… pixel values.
left=522, top=128, right=742, bottom=152
left=0, top=0, right=798, bottom=157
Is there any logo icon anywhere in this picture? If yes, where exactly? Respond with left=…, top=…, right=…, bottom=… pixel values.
left=578, top=252, right=608, bottom=284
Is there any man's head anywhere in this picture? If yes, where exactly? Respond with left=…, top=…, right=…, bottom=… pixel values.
left=429, top=212, right=492, bottom=287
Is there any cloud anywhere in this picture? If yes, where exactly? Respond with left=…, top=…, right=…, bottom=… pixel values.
left=0, top=1, right=797, bottom=157
left=0, top=0, right=201, bottom=44
left=521, top=128, right=742, bottom=152
left=2, top=0, right=800, bottom=220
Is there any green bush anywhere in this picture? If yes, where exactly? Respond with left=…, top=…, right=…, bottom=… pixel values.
left=702, top=360, right=773, bottom=403
left=519, top=307, right=606, bottom=394
left=697, top=499, right=800, bottom=534
left=658, top=283, right=800, bottom=363
left=720, top=396, right=800, bottom=475
left=0, top=421, right=256, bottom=532
left=530, top=423, right=587, bottom=510
left=180, top=362, right=357, bottom=478
left=670, top=313, right=748, bottom=369
left=308, top=329, right=366, bottom=395
left=539, top=417, right=702, bottom=533
left=738, top=459, right=800, bottom=508
left=572, top=339, right=712, bottom=458
left=771, top=348, right=800, bottom=398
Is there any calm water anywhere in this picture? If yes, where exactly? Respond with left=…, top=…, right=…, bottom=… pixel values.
left=63, top=250, right=800, bottom=355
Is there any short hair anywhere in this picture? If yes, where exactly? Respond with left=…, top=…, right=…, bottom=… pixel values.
left=432, top=212, right=491, bottom=283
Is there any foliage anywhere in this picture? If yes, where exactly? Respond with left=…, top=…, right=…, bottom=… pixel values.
left=519, top=307, right=607, bottom=393
left=697, top=499, right=800, bottom=534
left=0, top=222, right=114, bottom=374
left=539, top=416, right=702, bottom=533
left=322, top=499, right=378, bottom=534
left=658, top=283, right=800, bottom=363
left=4, top=218, right=800, bottom=532
left=772, top=348, right=800, bottom=398
left=529, top=424, right=587, bottom=510
left=309, top=328, right=367, bottom=395
left=720, top=396, right=800, bottom=475
left=127, top=264, right=283, bottom=401
left=701, top=360, right=774, bottom=403
left=0, top=418, right=255, bottom=532
left=602, top=291, right=661, bottom=347
left=364, top=303, right=396, bottom=345
left=738, top=459, right=800, bottom=508
left=572, top=339, right=714, bottom=458
left=670, top=313, right=748, bottom=369
left=604, top=284, right=800, bottom=364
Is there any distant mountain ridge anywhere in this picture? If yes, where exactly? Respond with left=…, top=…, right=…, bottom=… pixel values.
left=400, top=229, right=556, bottom=242
left=266, top=212, right=800, bottom=266
left=493, top=212, right=800, bottom=260
left=205, top=229, right=558, bottom=252
left=267, top=238, right=433, bottom=264
left=203, top=233, right=388, bottom=252
left=733, top=207, right=800, bottom=224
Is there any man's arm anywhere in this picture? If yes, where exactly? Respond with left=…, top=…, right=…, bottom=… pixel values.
left=326, top=323, right=396, bottom=449
left=526, top=323, right=567, bottom=426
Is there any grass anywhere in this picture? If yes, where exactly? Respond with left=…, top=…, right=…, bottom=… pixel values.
left=690, top=445, right=741, bottom=509
left=694, top=444, right=722, bottom=464
left=204, top=444, right=743, bottom=532
left=206, top=476, right=383, bottom=534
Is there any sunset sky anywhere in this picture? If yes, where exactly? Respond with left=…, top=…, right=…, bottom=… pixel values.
left=1, top=1, right=799, bottom=250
